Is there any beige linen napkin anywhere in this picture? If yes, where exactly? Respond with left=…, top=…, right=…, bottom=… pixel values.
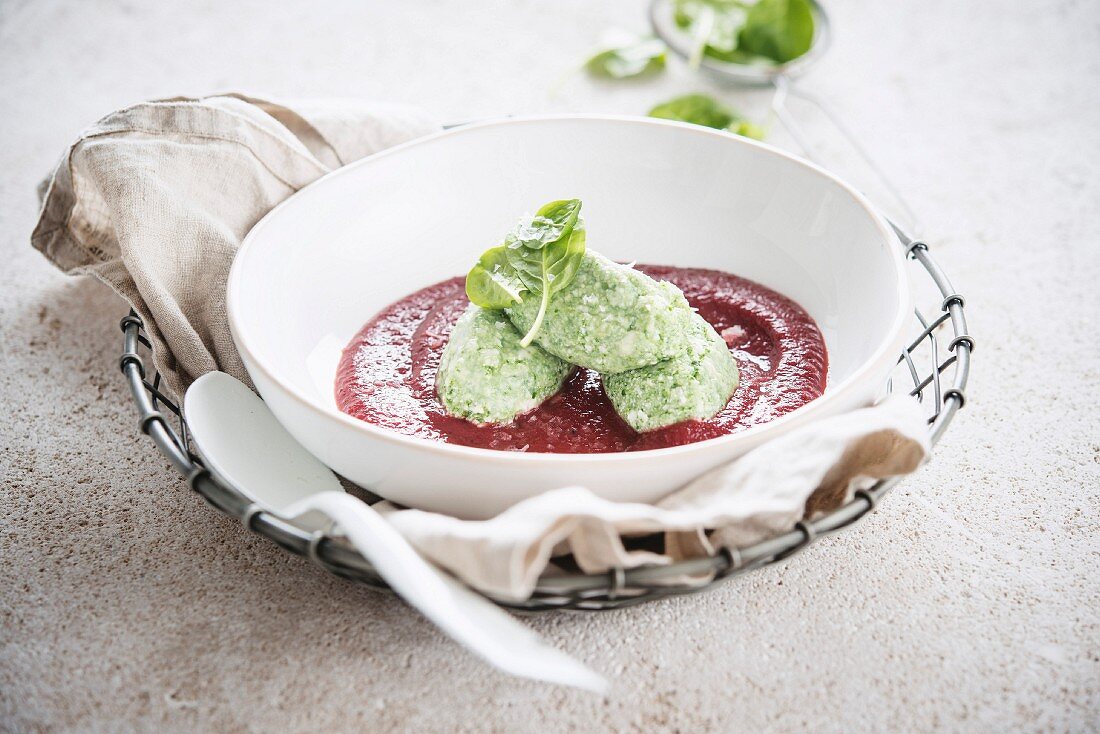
left=380, top=395, right=929, bottom=600
left=32, top=93, right=441, bottom=398
left=32, top=95, right=930, bottom=603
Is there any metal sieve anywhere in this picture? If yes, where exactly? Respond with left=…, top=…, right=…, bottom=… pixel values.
left=649, top=0, right=921, bottom=233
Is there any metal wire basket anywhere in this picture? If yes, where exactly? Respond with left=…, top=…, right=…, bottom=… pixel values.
left=118, top=226, right=970, bottom=612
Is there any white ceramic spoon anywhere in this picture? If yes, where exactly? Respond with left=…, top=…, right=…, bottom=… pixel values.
left=184, top=371, right=607, bottom=694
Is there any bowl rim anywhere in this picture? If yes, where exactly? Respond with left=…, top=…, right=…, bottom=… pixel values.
left=227, top=113, right=911, bottom=465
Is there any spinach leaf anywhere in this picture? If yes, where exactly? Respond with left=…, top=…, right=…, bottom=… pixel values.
left=648, top=94, right=765, bottom=139
left=650, top=93, right=738, bottom=129
left=673, top=0, right=749, bottom=67
left=737, top=0, right=814, bottom=63
left=730, top=120, right=766, bottom=140
left=585, top=35, right=667, bottom=79
left=505, top=199, right=586, bottom=346
left=508, top=199, right=581, bottom=254
left=464, top=200, right=587, bottom=346
left=673, top=0, right=814, bottom=66
left=466, top=245, right=527, bottom=309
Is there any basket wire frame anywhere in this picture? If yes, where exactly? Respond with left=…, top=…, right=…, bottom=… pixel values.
left=118, top=229, right=970, bottom=612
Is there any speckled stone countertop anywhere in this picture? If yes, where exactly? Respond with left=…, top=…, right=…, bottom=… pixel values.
left=1, top=1, right=1097, bottom=731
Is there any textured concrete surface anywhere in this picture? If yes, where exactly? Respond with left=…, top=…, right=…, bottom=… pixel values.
left=1, top=1, right=1098, bottom=731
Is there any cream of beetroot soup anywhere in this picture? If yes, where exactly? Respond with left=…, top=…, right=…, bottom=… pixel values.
left=335, top=199, right=827, bottom=453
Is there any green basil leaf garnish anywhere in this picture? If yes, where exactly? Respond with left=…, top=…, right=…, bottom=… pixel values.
left=466, top=245, right=527, bottom=309
left=504, top=199, right=586, bottom=346
left=464, top=200, right=587, bottom=346
left=585, top=36, right=667, bottom=79
left=508, top=199, right=580, bottom=253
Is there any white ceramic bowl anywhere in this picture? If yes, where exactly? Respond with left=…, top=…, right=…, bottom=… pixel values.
left=228, top=115, right=910, bottom=519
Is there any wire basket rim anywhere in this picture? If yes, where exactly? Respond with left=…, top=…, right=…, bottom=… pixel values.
left=117, top=227, right=969, bottom=612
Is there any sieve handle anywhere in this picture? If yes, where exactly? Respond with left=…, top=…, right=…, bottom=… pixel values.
left=770, top=75, right=922, bottom=234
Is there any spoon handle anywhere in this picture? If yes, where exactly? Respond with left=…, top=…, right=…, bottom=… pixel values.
left=283, top=491, right=608, bottom=694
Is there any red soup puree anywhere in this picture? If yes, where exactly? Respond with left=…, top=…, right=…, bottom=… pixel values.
left=336, top=265, right=827, bottom=453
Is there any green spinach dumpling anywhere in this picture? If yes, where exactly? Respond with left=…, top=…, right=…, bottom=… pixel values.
left=436, top=305, right=572, bottom=425
left=506, top=252, right=695, bottom=374
left=603, top=312, right=739, bottom=432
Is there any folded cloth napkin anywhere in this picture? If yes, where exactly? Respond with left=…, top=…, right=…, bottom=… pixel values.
left=32, top=93, right=441, bottom=398
left=380, top=395, right=929, bottom=600
left=32, top=95, right=930, bottom=601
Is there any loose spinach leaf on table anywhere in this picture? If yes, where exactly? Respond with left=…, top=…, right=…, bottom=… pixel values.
left=730, top=120, right=766, bottom=140
left=585, top=36, right=667, bottom=79
left=648, top=94, right=765, bottom=139
left=650, top=93, right=736, bottom=129
left=465, top=200, right=587, bottom=346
